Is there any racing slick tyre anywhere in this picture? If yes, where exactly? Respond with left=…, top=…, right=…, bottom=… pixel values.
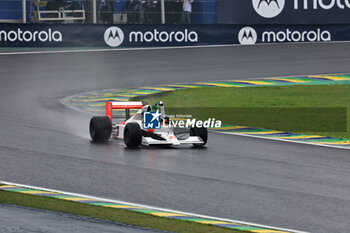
left=124, top=123, right=142, bottom=148
left=190, top=126, right=208, bottom=147
left=89, top=116, right=112, bottom=142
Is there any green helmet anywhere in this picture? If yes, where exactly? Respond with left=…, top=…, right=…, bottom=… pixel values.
left=152, top=101, right=163, bottom=111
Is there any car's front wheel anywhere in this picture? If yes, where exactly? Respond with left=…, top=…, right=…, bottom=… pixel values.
left=124, top=123, right=142, bottom=148
left=190, top=126, right=208, bottom=147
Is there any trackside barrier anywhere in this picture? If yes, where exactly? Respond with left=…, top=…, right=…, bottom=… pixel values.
left=1, top=23, right=350, bottom=47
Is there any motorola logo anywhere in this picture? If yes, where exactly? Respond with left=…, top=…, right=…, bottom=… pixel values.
left=0, top=28, right=62, bottom=42
left=104, top=27, right=124, bottom=47
left=252, top=0, right=285, bottom=18
left=262, top=28, right=331, bottom=43
left=238, top=27, right=257, bottom=45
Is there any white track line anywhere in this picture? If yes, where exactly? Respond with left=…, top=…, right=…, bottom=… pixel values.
left=214, top=131, right=350, bottom=151
left=0, top=44, right=242, bottom=56
left=0, top=180, right=308, bottom=233
left=1, top=40, right=350, bottom=56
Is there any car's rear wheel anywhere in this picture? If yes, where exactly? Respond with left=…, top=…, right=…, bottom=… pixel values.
left=124, top=123, right=142, bottom=148
left=89, top=116, right=112, bottom=142
left=190, top=126, right=208, bottom=147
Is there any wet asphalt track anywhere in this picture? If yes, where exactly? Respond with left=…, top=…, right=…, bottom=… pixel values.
left=0, top=43, right=350, bottom=233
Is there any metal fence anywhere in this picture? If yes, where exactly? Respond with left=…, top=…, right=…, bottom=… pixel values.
left=0, top=0, right=217, bottom=24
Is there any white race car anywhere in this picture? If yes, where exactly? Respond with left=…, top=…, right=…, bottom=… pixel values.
left=89, top=101, right=207, bottom=148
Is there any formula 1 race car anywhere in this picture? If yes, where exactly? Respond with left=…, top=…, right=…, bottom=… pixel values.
left=89, top=101, right=207, bottom=148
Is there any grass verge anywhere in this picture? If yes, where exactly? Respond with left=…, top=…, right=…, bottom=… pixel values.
left=0, top=189, right=244, bottom=233
left=135, top=85, right=350, bottom=139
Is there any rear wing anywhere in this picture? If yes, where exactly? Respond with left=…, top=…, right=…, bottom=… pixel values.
left=106, top=101, right=144, bottom=122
